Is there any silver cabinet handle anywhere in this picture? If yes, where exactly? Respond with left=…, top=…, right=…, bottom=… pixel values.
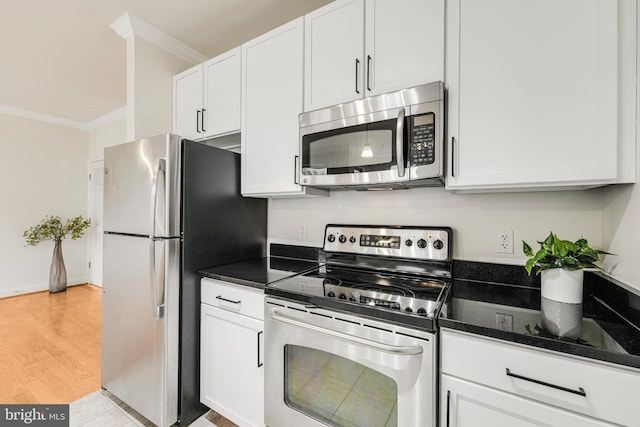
left=355, top=58, right=360, bottom=94
left=451, top=137, right=456, bottom=177
left=196, top=110, right=202, bottom=133
left=396, top=108, right=406, bottom=178
left=215, top=295, right=241, bottom=304
left=366, top=54, right=372, bottom=92
left=257, top=330, right=264, bottom=368
left=446, top=390, right=451, bottom=427
left=269, top=308, right=423, bottom=355
left=202, top=108, right=207, bottom=133
left=294, top=155, right=300, bottom=185
left=506, top=368, right=586, bottom=396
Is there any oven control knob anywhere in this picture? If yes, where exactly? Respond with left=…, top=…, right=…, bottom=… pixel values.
left=417, top=239, right=427, bottom=249
left=339, top=235, right=347, bottom=244
left=417, top=307, right=427, bottom=316
left=405, top=307, right=413, bottom=313
left=349, top=236, right=356, bottom=244
left=405, top=239, right=413, bottom=247
left=433, top=239, right=444, bottom=250
left=327, top=234, right=336, bottom=243
left=338, top=294, right=347, bottom=300
left=327, top=291, right=335, bottom=298
left=349, top=296, right=356, bottom=302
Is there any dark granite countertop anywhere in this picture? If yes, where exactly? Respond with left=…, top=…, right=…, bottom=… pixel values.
left=199, top=256, right=319, bottom=289
left=441, top=260, right=640, bottom=370
left=198, top=243, right=321, bottom=289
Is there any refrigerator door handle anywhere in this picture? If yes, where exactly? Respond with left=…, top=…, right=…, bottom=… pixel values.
left=149, top=237, right=165, bottom=318
left=150, top=158, right=166, bottom=238
left=149, top=158, right=166, bottom=319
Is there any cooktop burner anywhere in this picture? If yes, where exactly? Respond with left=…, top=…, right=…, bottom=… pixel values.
left=266, top=225, right=453, bottom=330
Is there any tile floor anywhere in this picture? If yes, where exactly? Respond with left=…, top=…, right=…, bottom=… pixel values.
left=69, top=389, right=235, bottom=427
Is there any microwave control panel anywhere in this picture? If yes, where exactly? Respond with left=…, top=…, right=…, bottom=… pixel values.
left=410, top=113, right=436, bottom=166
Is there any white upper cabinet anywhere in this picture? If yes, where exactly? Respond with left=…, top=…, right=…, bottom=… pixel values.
left=241, top=18, right=327, bottom=198
left=173, top=47, right=241, bottom=140
left=304, top=0, right=444, bottom=112
left=173, top=65, right=203, bottom=140
left=445, top=0, right=637, bottom=191
left=203, top=48, right=241, bottom=137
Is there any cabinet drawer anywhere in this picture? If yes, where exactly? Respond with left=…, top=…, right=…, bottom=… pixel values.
left=201, top=278, right=264, bottom=320
left=441, top=329, right=640, bottom=426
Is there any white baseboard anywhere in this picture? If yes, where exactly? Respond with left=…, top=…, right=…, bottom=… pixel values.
left=0, top=276, right=88, bottom=299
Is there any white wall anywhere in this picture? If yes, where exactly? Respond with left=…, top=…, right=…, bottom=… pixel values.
left=89, top=116, right=127, bottom=161
left=269, top=187, right=604, bottom=264
left=0, top=112, right=89, bottom=297
left=130, top=37, right=192, bottom=140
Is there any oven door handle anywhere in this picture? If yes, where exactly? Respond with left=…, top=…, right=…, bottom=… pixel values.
left=269, top=309, right=423, bottom=355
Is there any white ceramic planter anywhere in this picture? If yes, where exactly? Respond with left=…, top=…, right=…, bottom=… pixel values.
left=541, top=297, right=583, bottom=338
left=540, top=268, right=584, bottom=304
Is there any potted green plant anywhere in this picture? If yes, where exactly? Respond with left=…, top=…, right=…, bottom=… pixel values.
left=522, top=232, right=610, bottom=304
left=24, top=215, right=91, bottom=293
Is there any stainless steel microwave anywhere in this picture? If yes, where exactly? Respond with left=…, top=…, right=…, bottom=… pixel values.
left=298, top=82, right=444, bottom=190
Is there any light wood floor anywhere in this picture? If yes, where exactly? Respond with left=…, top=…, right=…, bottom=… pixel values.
left=0, top=284, right=101, bottom=404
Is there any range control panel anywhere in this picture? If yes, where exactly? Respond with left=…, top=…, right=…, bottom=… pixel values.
left=324, top=225, right=452, bottom=261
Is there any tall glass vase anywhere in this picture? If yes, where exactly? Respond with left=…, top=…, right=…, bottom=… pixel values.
left=49, top=239, right=67, bottom=293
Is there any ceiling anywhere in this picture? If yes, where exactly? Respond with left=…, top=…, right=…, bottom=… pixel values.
left=0, top=0, right=332, bottom=126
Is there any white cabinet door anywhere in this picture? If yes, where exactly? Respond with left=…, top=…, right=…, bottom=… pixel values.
left=200, top=303, right=264, bottom=427
left=304, top=0, right=365, bottom=111
left=203, top=47, right=241, bottom=137
left=173, top=64, right=203, bottom=140
left=304, top=0, right=445, bottom=111
left=242, top=18, right=327, bottom=197
left=445, top=0, right=620, bottom=191
left=364, top=0, right=444, bottom=96
left=441, top=376, right=615, bottom=427
left=174, top=48, right=242, bottom=141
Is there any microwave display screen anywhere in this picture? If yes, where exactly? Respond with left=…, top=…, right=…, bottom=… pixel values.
left=414, top=114, right=434, bottom=126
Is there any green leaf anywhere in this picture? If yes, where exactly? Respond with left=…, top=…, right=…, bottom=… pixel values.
left=23, top=215, right=91, bottom=247
left=522, top=231, right=613, bottom=274
left=522, top=240, right=534, bottom=257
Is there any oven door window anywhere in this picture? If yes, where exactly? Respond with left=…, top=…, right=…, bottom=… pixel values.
left=301, top=119, right=400, bottom=175
left=284, top=345, right=398, bottom=427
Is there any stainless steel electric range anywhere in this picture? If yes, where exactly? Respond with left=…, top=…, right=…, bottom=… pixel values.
left=264, top=225, right=452, bottom=427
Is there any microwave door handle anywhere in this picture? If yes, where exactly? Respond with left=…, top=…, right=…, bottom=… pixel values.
left=396, top=107, right=406, bottom=177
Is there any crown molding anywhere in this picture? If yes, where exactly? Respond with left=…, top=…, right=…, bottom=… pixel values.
left=111, top=13, right=207, bottom=65
left=0, top=104, right=127, bottom=131
left=0, top=104, right=86, bottom=130
left=86, top=107, right=127, bottom=131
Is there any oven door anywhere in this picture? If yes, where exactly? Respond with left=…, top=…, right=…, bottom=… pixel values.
left=265, top=297, right=436, bottom=427
left=299, top=107, right=408, bottom=188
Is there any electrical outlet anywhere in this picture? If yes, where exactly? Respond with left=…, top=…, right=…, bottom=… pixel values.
left=298, top=224, right=307, bottom=239
left=496, top=229, right=514, bottom=253
left=496, top=313, right=514, bottom=331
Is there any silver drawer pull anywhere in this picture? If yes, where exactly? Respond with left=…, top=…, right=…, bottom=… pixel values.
left=506, top=368, right=586, bottom=396
left=216, top=295, right=241, bottom=304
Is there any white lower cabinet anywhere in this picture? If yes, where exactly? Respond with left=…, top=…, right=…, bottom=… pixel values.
left=441, top=376, right=614, bottom=427
left=440, top=329, right=640, bottom=427
left=200, top=278, right=264, bottom=427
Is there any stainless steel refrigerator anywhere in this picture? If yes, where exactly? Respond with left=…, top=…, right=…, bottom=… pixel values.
left=102, top=133, right=267, bottom=427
